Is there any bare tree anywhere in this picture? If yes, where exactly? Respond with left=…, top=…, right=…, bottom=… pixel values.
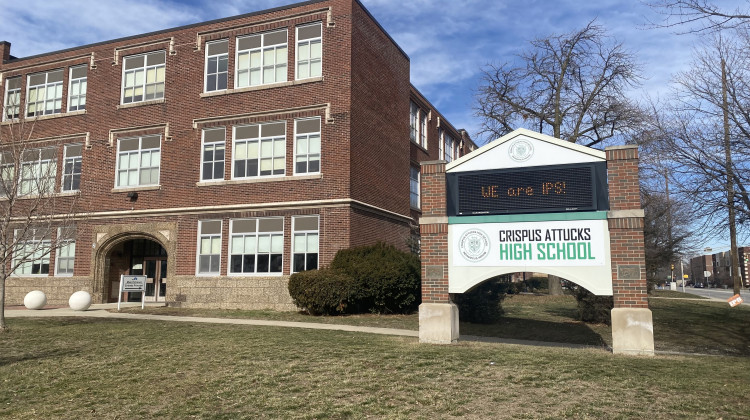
left=647, top=0, right=750, bottom=33
left=475, top=20, right=646, bottom=147
left=0, top=113, right=78, bottom=331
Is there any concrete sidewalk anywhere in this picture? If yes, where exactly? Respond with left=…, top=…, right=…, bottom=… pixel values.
left=5, top=303, right=607, bottom=350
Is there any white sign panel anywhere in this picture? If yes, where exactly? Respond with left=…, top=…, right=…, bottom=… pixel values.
left=121, top=275, right=147, bottom=292
left=453, top=220, right=606, bottom=267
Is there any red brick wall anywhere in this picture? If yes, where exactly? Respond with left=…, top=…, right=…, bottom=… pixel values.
left=419, top=161, right=449, bottom=303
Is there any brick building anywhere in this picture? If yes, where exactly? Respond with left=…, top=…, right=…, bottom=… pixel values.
left=0, top=0, right=474, bottom=309
left=690, top=248, right=750, bottom=287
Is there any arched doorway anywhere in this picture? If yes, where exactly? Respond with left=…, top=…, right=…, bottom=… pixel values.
left=100, top=237, right=169, bottom=303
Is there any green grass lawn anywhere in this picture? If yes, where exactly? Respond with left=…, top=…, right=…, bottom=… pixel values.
left=117, top=293, right=750, bottom=356
left=2, top=317, right=749, bottom=419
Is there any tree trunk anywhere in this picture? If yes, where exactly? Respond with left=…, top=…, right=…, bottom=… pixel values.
left=548, top=274, right=564, bottom=295
left=0, top=276, right=7, bottom=331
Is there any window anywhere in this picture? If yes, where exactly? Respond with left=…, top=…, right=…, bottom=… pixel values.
left=229, top=218, right=283, bottom=274
left=55, top=226, right=75, bottom=276
left=197, top=220, right=222, bottom=274
left=438, top=128, right=444, bottom=160
left=294, top=118, right=320, bottom=174
left=122, top=51, right=165, bottom=104
left=3, top=76, right=20, bottom=120
left=62, top=144, right=82, bottom=192
left=410, top=166, right=420, bottom=209
left=236, top=29, right=287, bottom=87
left=444, top=133, right=454, bottom=162
left=419, top=110, right=428, bottom=149
left=201, top=127, right=225, bottom=181
left=0, top=152, right=14, bottom=196
left=116, top=135, right=160, bottom=188
left=296, top=23, right=322, bottom=80
left=20, top=147, right=57, bottom=196
left=26, top=69, right=63, bottom=117
left=292, top=215, right=318, bottom=273
left=68, top=65, right=87, bottom=111
left=410, top=102, right=418, bottom=143
left=14, top=229, right=50, bottom=275
left=205, top=40, right=228, bottom=92
left=233, top=121, right=285, bottom=178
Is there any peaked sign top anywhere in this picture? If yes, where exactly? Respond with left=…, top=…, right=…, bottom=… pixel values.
left=447, top=128, right=606, bottom=173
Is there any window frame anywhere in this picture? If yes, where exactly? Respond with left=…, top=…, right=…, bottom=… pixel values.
left=121, top=50, right=166, bottom=105
left=19, top=147, right=57, bottom=197
left=204, top=39, right=229, bottom=93
left=295, top=22, right=322, bottom=80
left=3, top=76, right=21, bottom=121
left=62, top=143, right=82, bottom=192
left=232, top=121, right=286, bottom=180
left=114, top=135, right=161, bottom=189
left=410, top=166, right=421, bottom=210
left=13, top=229, right=51, bottom=276
left=67, top=65, right=87, bottom=112
left=291, top=215, right=319, bottom=273
left=196, top=220, right=222, bottom=275
left=26, top=69, right=64, bottom=118
left=200, top=127, right=226, bottom=182
left=235, top=29, right=288, bottom=88
left=293, top=117, right=321, bottom=175
left=228, top=217, right=284, bottom=276
left=410, top=102, right=419, bottom=144
left=54, top=227, right=75, bottom=277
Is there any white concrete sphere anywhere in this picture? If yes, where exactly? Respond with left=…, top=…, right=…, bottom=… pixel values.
left=68, top=291, right=92, bottom=311
left=23, top=290, right=47, bottom=310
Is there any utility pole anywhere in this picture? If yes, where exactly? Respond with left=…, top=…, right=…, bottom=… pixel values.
left=721, top=58, right=742, bottom=296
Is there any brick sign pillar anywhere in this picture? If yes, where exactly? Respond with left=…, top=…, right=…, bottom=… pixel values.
left=606, top=145, right=654, bottom=355
left=418, top=161, right=459, bottom=343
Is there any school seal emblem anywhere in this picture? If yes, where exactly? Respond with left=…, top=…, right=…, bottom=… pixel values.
left=458, top=229, right=490, bottom=262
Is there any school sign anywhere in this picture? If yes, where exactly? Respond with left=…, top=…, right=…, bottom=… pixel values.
left=418, top=129, right=653, bottom=355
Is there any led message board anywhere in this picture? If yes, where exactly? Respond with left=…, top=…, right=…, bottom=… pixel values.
left=446, top=162, right=608, bottom=216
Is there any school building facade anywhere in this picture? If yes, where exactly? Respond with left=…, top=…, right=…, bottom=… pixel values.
left=0, top=0, right=474, bottom=309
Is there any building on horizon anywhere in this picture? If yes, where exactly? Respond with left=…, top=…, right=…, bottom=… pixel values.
left=0, top=0, right=475, bottom=309
left=689, top=247, right=750, bottom=288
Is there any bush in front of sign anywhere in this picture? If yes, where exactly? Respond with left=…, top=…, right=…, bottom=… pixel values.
left=330, top=242, right=421, bottom=315
left=571, top=286, right=613, bottom=325
left=288, top=268, right=356, bottom=315
left=453, top=280, right=506, bottom=324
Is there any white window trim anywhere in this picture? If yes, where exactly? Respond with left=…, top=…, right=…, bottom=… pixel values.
left=121, top=51, right=166, bottom=105
left=235, top=29, right=288, bottom=89
left=295, top=22, right=322, bottom=81
left=196, top=220, right=222, bottom=276
left=291, top=215, right=319, bottom=274
left=13, top=230, right=51, bottom=277
left=231, top=122, right=286, bottom=180
left=204, top=40, right=229, bottom=93
left=26, top=70, right=63, bottom=118
left=67, top=65, right=87, bottom=112
left=227, top=217, right=285, bottom=277
left=3, top=77, right=21, bottom=122
left=114, top=135, right=161, bottom=189
left=54, top=227, right=75, bottom=277
left=292, top=117, right=321, bottom=176
left=61, top=143, right=82, bottom=192
left=19, top=147, right=57, bottom=197
left=410, top=166, right=421, bottom=210
left=200, top=128, right=226, bottom=182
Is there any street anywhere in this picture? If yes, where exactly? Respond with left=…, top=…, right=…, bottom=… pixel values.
left=681, top=286, right=749, bottom=306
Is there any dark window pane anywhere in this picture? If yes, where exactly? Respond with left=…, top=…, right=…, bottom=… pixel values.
left=63, top=177, right=72, bottom=191
left=218, top=56, right=228, bottom=73
left=218, top=73, right=227, bottom=90
left=257, top=255, right=269, bottom=272
left=72, top=175, right=80, bottom=190
left=306, top=253, right=318, bottom=271
left=199, top=255, right=210, bottom=272
left=309, top=160, right=319, bottom=173
left=243, top=254, right=255, bottom=273
left=210, top=255, right=220, bottom=272
left=215, top=149, right=224, bottom=160
left=208, top=57, right=217, bottom=73
left=213, top=163, right=223, bottom=180
left=293, top=254, right=305, bottom=272
left=296, top=161, right=307, bottom=174
left=270, top=254, right=283, bottom=272
left=230, top=255, right=242, bottom=273
left=273, top=168, right=284, bottom=175
left=204, top=149, right=213, bottom=161
left=203, top=163, right=212, bottom=180
left=234, top=160, right=246, bottom=178
left=247, top=160, right=258, bottom=177
left=207, top=75, right=216, bottom=90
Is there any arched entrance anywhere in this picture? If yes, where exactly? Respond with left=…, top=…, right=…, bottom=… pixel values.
left=90, top=222, right=177, bottom=304
left=103, top=238, right=168, bottom=303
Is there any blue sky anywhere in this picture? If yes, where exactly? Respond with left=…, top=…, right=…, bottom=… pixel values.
left=0, top=0, right=716, bottom=141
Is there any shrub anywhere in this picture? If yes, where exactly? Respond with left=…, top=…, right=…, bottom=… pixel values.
left=330, top=242, right=421, bottom=314
left=453, top=281, right=506, bottom=324
left=572, top=287, right=614, bottom=325
left=288, top=268, right=355, bottom=315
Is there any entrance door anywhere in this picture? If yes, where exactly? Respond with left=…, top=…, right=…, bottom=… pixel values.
left=144, top=258, right=167, bottom=302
